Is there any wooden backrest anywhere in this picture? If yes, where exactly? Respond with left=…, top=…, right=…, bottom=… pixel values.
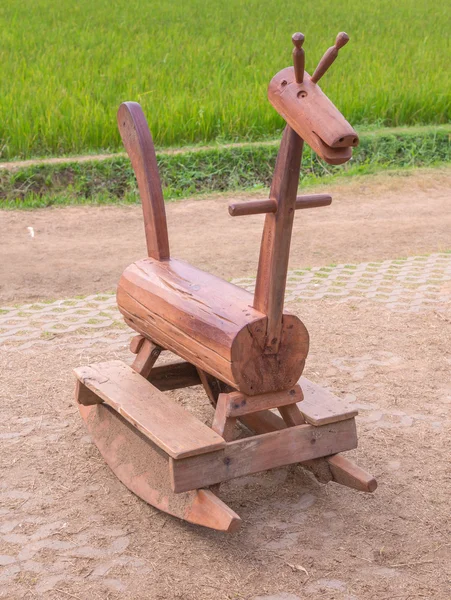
left=117, top=102, right=170, bottom=260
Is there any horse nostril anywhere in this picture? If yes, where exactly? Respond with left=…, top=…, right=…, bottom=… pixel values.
left=353, top=137, right=358, bottom=144
left=339, top=137, right=344, bottom=142
left=297, top=90, right=307, bottom=99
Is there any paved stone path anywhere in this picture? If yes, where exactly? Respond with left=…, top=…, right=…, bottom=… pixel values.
left=1, top=252, right=450, bottom=352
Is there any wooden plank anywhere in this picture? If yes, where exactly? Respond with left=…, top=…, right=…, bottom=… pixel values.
left=117, top=102, right=170, bottom=260
left=253, top=126, right=304, bottom=353
left=170, top=418, right=358, bottom=493
left=74, top=360, right=225, bottom=459
left=149, top=361, right=201, bottom=391
left=298, top=377, right=358, bottom=425
left=79, top=403, right=241, bottom=532
left=224, top=385, right=303, bottom=417
left=131, top=339, right=162, bottom=378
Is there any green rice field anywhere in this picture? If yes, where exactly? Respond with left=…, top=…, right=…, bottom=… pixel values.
left=0, top=0, right=449, bottom=160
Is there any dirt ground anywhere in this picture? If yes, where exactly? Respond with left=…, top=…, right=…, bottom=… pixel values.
left=1, top=168, right=450, bottom=599
left=1, top=167, right=451, bottom=305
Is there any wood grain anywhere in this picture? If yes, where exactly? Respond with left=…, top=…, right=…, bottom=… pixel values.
left=253, top=125, right=304, bottom=352
left=326, top=454, right=377, bottom=493
left=221, top=385, right=303, bottom=418
left=212, top=395, right=237, bottom=441
left=79, top=402, right=241, bottom=531
left=298, top=377, right=358, bottom=425
left=278, top=402, right=305, bottom=426
left=268, top=67, right=358, bottom=165
left=117, top=102, right=169, bottom=260
left=74, top=360, right=225, bottom=459
left=131, top=338, right=162, bottom=378
left=117, top=257, right=309, bottom=395
left=170, top=418, right=358, bottom=492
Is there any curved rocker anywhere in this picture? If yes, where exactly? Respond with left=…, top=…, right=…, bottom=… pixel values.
left=79, top=402, right=241, bottom=532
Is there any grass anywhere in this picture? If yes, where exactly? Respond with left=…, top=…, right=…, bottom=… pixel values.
left=0, top=0, right=449, bottom=160
left=1, top=125, right=449, bottom=209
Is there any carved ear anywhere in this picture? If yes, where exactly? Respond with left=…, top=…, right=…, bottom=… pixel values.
left=117, top=102, right=170, bottom=260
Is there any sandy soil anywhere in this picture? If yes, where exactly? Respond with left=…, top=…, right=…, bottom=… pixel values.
left=1, top=168, right=450, bottom=599
left=1, top=300, right=450, bottom=599
left=1, top=167, right=450, bottom=305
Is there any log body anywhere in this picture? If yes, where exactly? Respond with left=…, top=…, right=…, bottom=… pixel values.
left=117, top=257, right=309, bottom=396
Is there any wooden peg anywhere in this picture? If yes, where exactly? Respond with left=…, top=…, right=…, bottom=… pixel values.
left=310, top=32, right=349, bottom=84
left=292, top=32, right=305, bottom=84
left=228, top=194, right=331, bottom=217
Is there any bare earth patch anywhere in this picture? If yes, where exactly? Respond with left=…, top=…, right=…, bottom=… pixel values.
left=1, top=169, right=450, bottom=599
left=1, top=167, right=450, bottom=305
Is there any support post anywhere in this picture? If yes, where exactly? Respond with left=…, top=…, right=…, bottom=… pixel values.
left=253, top=126, right=304, bottom=353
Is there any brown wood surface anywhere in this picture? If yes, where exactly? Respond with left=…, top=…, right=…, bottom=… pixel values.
left=268, top=67, right=358, bottom=165
left=222, top=385, right=303, bottom=418
left=237, top=392, right=375, bottom=493
left=184, top=489, right=241, bottom=532
left=149, top=361, right=201, bottom=391
left=129, top=334, right=145, bottom=354
left=212, top=395, right=237, bottom=441
left=310, top=32, right=349, bottom=84
left=117, top=257, right=309, bottom=395
left=197, top=368, right=233, bottom=407
left=253, top=125, right=304, bottom=353
left=76, top=379, right=102, bottom=406
left=79, top=402, right=241, bottom=532
left=326, top=454, right=377, bottom=493
left=278, top=402, right=305, bottom=426
left=117, top=102, right=170, bottom=260
left=131, top=339, right=162, bottom=378
left=228, top=194, right=331, bottom=217
left=292, top=32, right=305, bottom=84
left=295, top=194, right=332, bottom=209
left=239, top=409, right=287, bottom=434
left=229, top=198, right=278, bottom=217
left=170, top=418, right=358, bottom=492
left=298, top=377, right=358, bottom=425
left=74, top=361, right=225, bottom=459
left=237, top=408, right=335, bottom=482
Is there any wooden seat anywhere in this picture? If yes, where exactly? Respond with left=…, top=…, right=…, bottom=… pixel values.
left=74, top=360, right=226, bottom=459
left=298, top=377, right=358, bottom=425
left=117, top=257, right=309, bottom=396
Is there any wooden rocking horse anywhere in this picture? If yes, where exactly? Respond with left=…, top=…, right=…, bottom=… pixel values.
left=74, top=32, right=376, bottom=532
